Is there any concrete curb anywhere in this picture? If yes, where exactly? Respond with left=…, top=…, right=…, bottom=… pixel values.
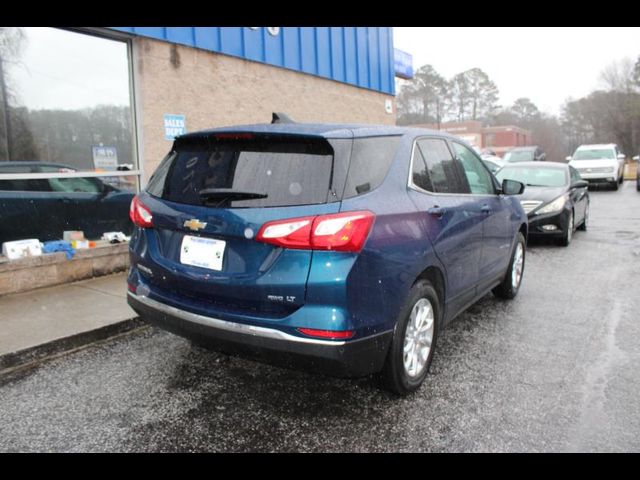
left=0, top=317, right=148, bottom=377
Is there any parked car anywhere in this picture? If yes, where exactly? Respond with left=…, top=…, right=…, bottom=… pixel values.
left=567, top=144, right=625, bottom=190
left=503, top=146, right=546, bottom=163
left=634, top=155, right=640, bottom=191
left=126, top=121, right=528, bottom=395
left=496, top=162, right=588, bottom=246
left=481, top=154, right=505, bottom=174
left=0, top=161, right=134, bottom=245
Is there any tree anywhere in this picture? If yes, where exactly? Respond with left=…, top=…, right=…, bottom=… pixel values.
left=396, top=65, right=449, bottom=127
left=465, top=68, right=500, bottom=121
left=510, top=97, right=541, bottom=126
left=447, top=68, right=499, bottom=122
left=599, top=57, right=636, bottom=93
left=633, top=55, right=640, bottom=88
left=448, top=72, right=471, bottom=122
left=562, top=90, right=640, bottom=156
left=0, top=27, right=28, bottom=161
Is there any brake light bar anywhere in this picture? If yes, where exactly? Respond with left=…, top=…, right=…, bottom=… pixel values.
left=129, top=195, right=153, bottom=228
left=255, top=211, right=375, bottom=252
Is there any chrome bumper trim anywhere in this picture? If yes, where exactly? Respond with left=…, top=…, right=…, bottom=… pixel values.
left=127, top=291, right=349, bottom=346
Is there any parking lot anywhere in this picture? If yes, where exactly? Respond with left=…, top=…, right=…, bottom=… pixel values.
left=0, top=182, right=638, bottom=452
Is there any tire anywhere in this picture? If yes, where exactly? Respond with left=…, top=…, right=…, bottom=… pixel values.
left=381, top=280, right=440, bottom=396
left=636, top=181, right=639, bottom=192
left=559, top=210, right=574, bottom=247
left=577, top=202, right=588, bottom=231
left=493, top=232, right=526, bottom=299
left=612, top=181, right=619, bottom=191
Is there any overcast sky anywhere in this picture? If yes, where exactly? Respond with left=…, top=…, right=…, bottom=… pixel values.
left=6, top=27, right=640, bottom=116
left=6, top=27, right=131, bottom=111
left=393, top=27, right=640, bottom=116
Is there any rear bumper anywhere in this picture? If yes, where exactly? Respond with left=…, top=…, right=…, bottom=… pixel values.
left=127, top=292, right=393, bottom=378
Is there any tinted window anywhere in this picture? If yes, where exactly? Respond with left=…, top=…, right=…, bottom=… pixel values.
left=0, top=178, right=52, bottom=191
left=451, top=142, right=495, bottom=194
left=146, top=152, right=175, bottom=198
left=47, top=177, right=102, bottom=193
left=154, top=136, right=333, bottom=208
left=411, top=138, right=467, bottom=194
left=342, top=136, right=401, bottom=198
left=0, top=164, right=34, bottom=173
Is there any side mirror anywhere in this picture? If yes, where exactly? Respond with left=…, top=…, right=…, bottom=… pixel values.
left=617, top=153, right=626, bottom=160
left=571, top=180, right=588, bottom=189
left=565, top=156, right=572, bottom=162
left=502, top=179, right=525, bottom=195
left=633, top=155, right=639, bottom=161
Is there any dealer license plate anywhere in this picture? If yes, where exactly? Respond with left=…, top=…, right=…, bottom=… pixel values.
left=180, top=235, right=226, bottom=271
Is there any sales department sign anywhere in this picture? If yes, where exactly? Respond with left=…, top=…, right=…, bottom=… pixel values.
left=164, top=114, right=187, bottom=140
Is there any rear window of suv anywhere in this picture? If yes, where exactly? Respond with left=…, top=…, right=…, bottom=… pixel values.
left=147, top=135, right=334, bottom=208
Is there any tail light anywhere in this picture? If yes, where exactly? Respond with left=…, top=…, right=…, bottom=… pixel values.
left=129, top=195, right=153, bottom=228
left=256, top=211, right=375, bottom=252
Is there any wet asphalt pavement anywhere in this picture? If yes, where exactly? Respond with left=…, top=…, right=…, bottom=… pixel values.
left=1, top=182, right=639, bottom=452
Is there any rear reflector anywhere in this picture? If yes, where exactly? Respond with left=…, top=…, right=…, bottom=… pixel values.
left=256, top=210, right=374, bottom=252
left=129, top=195, right=153, bottom=228
left=127, top=282, right=137, bottom=294
left=297, top=328, right=355, bottom=340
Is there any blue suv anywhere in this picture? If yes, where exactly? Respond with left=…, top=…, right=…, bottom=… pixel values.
left=127, top=121, right=528, bottom=395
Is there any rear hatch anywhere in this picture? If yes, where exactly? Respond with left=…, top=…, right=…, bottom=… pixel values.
left=138, top=132, right=348, bottom=317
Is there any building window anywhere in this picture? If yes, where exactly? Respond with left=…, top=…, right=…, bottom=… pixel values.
left=0, top=27, right=138, bottom=245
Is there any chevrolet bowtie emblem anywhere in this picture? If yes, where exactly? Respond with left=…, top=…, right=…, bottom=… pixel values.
left=183, top=219, right=207, bottom=231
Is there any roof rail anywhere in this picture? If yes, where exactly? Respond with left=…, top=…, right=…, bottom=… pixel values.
left=271, top=112, right=295, bottom=124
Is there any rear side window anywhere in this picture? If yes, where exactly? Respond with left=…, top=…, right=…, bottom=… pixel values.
left=411, top=138, right=467, bottom=194
left=342, top=136, right=401, bottom=198
left=149, top=135, right=334, bottom=208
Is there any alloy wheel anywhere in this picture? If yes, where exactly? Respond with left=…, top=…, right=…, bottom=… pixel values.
left=511, top=242, right=524, bottom=290
left=403, top=298, right=435, bottom=378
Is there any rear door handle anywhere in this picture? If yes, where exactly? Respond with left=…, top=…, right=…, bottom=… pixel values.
left=427, top=206, right=444, bottom=218
left=481, top=205, right=492, bottom=214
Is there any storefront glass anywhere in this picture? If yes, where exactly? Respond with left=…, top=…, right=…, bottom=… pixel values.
left=0, top=27, right=137, bottom=245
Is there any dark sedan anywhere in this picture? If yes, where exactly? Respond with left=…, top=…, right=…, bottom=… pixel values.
left=0, top=162, right=134, bottom=245
left=496, top=162, right=588, bottom=246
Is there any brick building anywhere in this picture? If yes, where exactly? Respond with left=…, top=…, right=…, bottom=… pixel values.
left=413, top=120, right=532, bottom=157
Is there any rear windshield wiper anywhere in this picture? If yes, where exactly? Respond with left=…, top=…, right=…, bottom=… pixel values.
left=199, top=188, right=268, bottom=206
left=525, top=183, right=547, bottom=187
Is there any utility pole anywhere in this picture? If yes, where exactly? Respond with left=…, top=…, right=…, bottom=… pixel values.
left=0, top=56, right=12, bottom=161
